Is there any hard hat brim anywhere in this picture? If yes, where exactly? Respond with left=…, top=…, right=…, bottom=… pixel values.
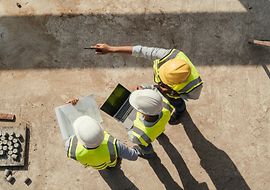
left=129, top=90, right=163, bottom=116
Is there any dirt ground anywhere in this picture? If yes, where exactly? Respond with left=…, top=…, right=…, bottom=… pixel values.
left=0, top=0, right=270, bottom=190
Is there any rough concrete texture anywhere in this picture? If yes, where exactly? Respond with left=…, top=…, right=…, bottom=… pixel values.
left=0, top=0, right=270, bottom=190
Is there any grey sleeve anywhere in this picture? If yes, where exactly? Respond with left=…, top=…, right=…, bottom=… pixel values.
left=132, top=45, right=172, bottom=61
left=184, top=84, right=203, bottom=100
left=127, top=130, right=142, bottom=145
left=116, top=140, right=139, bottom=161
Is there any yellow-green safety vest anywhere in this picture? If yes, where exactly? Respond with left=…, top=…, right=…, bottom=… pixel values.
left=153, top=49, right=203, bottom=99
left=67, top=132, right=118, bottom=170
left=131, top=99, right=174, bottom=147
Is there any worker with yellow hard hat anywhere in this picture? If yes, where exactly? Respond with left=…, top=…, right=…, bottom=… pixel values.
left=91, top=44, right=203, bottom=125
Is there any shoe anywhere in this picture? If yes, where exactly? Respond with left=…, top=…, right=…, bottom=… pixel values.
left=168, top=111, right=182, bottom=125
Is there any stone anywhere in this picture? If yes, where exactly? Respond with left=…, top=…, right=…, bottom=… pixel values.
left=7, top=141, right=12, bottom=146
left=15, top=133, right=21, bottom=138
left=13, top=143, right=19, bottom=148
left=8, top=131, right=14, bottom=136
left=8, top=145, right=13, bottom=150
left=8, top=136, right=13, bottom=141
left=12, top=149, right=18, bottom=154
left=11, top=154, right=18, bottom=160
left=25, top=177, right=32, bottom=186
left=6, top=175, right=15, bottom=183
left=4, top=169, right=12, bottom=177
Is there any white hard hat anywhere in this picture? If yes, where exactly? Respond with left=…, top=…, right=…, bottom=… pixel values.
left=129, top=89, right=163, bottom=116
left=73, top=115, right=104, bottom=148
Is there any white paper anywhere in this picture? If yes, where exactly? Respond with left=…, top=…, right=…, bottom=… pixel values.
left=55, top=95, right=102, bottom=140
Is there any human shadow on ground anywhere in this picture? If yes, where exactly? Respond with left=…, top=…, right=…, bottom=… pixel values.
left=179, top=111, right=251, bottom=190
left=157, top=133, right=209, bottom=190
left=147, top=154, right=183, bottom=190
left=99, top=167, right=138, bottom=190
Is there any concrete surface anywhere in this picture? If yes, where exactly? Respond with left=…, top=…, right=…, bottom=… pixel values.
left=0, top=0, right=269, bottom=190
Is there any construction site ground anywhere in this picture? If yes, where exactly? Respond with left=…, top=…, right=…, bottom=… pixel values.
left=0, top=0, right=269, bottom=190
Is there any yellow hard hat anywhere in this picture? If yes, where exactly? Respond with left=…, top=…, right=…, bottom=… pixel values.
left=159, top=59, right=191, bottom=85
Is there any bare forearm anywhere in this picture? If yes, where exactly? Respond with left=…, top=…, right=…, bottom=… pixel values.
left=91, top=43, right=132, bottom=54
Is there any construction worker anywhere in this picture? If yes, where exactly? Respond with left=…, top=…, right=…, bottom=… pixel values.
left=91, top=43, right=203, bottom=125
left=65, top=98, right=141, bottom=170
left=128, top=89, right=174, bottom=158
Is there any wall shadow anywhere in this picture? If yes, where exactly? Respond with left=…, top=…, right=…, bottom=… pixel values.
left=99, top=167, right=139, bottom=190
left=157, top=133, right=209, bottom=190
left=0, top=0, right=269, bottom=69
left=147, top=155, right=183, bottom=190
left=179, top=111, right=251, bottom=190
left=261, top=63, right=270, bottom=79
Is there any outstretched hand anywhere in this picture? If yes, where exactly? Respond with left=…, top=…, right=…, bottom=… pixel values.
left=130, top=85, right=143, bottom=91
left=90, top=43, right=112, bottom=55
left=66, top=98, right=79, bottom=105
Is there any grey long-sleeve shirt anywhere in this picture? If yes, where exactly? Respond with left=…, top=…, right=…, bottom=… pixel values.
left=132, top=45, right=203, bottom=100
left=65, top=136, right=139, bottom=161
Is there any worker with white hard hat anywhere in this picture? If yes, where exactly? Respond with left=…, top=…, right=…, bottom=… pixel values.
left=127, top=89, right=174, bottom=158
left=65, top=98, right=141, bottom=170
left=91, top=43, right=203, bottom=125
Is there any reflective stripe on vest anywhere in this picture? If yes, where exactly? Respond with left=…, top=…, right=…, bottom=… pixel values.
left=132, top=127, right=152, bottom=145
left=179, top=77, right=202, bottom=94
left=107, top=135, right=116, bottom=163
left=68, top=136, right=78, bottom=160
left=68, top=132, right=118, bottom=170
left=153, top=49, right=203, bottom=98
left=131, top=99, right=172, bottom=146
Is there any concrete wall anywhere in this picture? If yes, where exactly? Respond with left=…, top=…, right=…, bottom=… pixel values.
left=0, top=0, right=269, bottom=70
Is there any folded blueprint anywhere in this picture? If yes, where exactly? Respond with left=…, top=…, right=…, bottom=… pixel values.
left=55, top=95, right=102, bottom=140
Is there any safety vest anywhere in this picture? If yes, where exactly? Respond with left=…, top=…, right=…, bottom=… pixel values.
left=67, top=132, right=118, bottom=170
left=153, top=49, right=203, bottom=99
left=131, top=99, right=173, bottom=147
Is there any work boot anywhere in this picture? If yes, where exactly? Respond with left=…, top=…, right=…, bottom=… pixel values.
left=168, top=111, right=182, bottom=125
